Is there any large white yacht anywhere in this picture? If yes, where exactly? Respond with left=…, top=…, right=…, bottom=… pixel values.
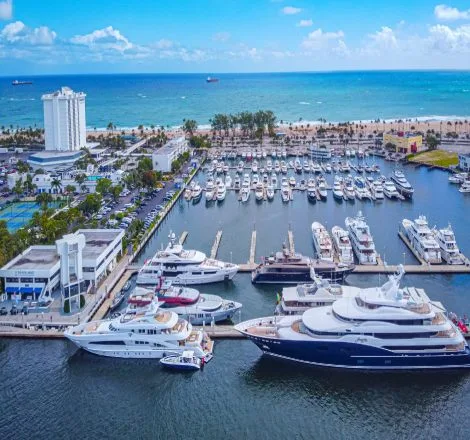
left=432, top=224, right=464, bottom=265
left=383, top=179, right=400, bottom=199
left=345, top=211, right=377, bottom=264
left=311, top=222, right=334, bottom=263
left=64, top=303, right=214, bottom=360
left=136, top=232, right=238, bottom=285
left=236, top=266, right=470, bottom=370
left=401, top=216, right=442, bottom=264
left=331, top=226, right=354, bottom=265
left=391, top=170, right=414, bottom=199
left=205, top=179, right=215, bottom=201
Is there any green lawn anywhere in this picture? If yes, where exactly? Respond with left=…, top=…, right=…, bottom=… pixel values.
left=408, top=150, right=458, bottom=168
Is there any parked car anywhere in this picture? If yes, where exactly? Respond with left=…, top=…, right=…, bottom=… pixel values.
left=10, top=305, right=19, bottom=315
left=0, top=306, right=8, bottom=316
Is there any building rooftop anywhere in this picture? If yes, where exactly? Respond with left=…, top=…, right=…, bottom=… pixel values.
left=28, top=151, right=83, bottom=164
left=156, top=137, right=187, bottom=155
left=2, top=246, right=59, bottom=271
left=78, top=229, right=124, bottom=261
left=42, top=87, right=86, bottom=100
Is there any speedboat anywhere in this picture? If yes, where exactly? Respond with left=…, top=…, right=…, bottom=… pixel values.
left=449, top=173, right=467, bottom=184
left=288, top=176, right=296, bottom=187
left=255, top=183, right=264, bottom=201
left=109, top=290, right=126, bottom=312
left=237, top=266, right=470, bottom=370
left=331, top=226, right=354, bottom=265
left=459, top=181, right=470, bottom=193
left=266, top=184, right=275, bottom=201
left=65, top=302, right=214, bottom=360
left=391, top=170, right=414, bottom=199
left=432, top=224, right=465, bottom=265
left=401, top=216, right=442, bottom=264
left=136, top=232, right=238, bottom=285
left=311, top=222, right=334, bottom=263
left=241, top=182, right=251, bottom=202
left=332, top=179, right=344, bottom=201
left=160, top=350, right=203, bottom=371
left=345, top=211, right=377, bottom=265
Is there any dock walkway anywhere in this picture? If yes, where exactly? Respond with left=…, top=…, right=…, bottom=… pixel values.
left=210, top=231, right=223, bottom=259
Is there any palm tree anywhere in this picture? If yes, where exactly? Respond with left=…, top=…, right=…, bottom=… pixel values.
left=51, top=178, right=62, bottom=194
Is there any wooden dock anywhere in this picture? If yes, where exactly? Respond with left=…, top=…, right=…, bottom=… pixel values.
left=179, top=231, right=189, bottom=245
left=249, top=230, right=257, bottom=264
left=287, top=230, right=295, bottom=254
left=210, top=230, right=223, bottom=259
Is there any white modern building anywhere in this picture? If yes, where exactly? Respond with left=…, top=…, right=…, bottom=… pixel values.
left=42, top=87, right=87, bottom=152
left=152, top=136, right=189, bottom=172
left=459, top=153, right=470, bottom=171
left=0, top=229, right=124, bottom=303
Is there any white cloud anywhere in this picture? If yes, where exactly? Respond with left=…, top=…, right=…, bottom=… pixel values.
left=0, top=0, right=12, bottom=20
left=153, top=38, right=174, bottom=49
left=71, top=26, right=132, bottom=51
left=282, top=6, right=302, bottom=15
left=213, top=31, right=231, bottom=42
left=302, top=28, right=345, bottom=50
left=369, top=26, right=398, bottom=50
left=429, top=24, right=470, bottom=52
left=434, top=4, right=470, bottom=21
left=0, top=21, right=56, bottom=45
left=297, top=19, right=313, bottom=27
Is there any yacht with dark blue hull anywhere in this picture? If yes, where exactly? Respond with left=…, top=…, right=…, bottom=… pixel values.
left=237, top=266, right=470, bottom=370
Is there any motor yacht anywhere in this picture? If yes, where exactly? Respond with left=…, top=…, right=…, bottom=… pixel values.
left=391, top=170, right=414, bottom=199
left=233, top=176, right=241, bottom=191
left=370, top=180, right=384, bottom=200
left=317, top=180, right=327, bottom=200
left=288, top=176, right=296, bottom=187
left=354, top=176, right=371, bottom=200
left=271, top=173, right=278, bottom=187
left=216, top=182, right=226, bottom=202
left=237, top=161, right=244, bottom=174
left=332, top=178, right=344, bottom=201
left=401, top=216, right=442, bottom=264
left=432, top=224, right=465, bottom=265
left=307, top=178, right=316, bottom=203
left=205, top=179, right=215, bottom=201
left=383, top=179, right=400, bottom=199
left=237, top=266, right=470, bottom=370
left=64, top=303, right=214, bottom=360
left=280, top=161, right=287, bottom=174
left=343, top=178, right=355, bottom=201
left=255, top=183, right=264, bottom=201
left=311, top=222, right=334, bottom=263
left=251, top=243, right=354, bottom=284
left=345, top=211, right=377, bottom=264
left=266, top=184, right=275, bottom=201
left=191, top=182, right=202, bottom=203
left=252, top=160, right=258, bottom=173
left=281, top=182, right=290, bottom=203
left=331, top=226, right=354, bottom=265
left=241, top=181, right=251, bottom=202
left=136, top=232, right=238, bottom=285
left=459, top=181, right=470, bottom=193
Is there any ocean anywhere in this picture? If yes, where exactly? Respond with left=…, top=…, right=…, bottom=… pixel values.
left=1, top=71, right=470, bottom=129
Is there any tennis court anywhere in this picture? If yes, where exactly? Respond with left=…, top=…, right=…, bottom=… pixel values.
left=0, top=201, right=62, bottom=232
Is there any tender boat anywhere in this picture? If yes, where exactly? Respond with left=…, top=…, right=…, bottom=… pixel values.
left=160, top=351, right=203, bottom=371
left=401, top=216, right=442, bottom=264
left=345, top=211, right=377, bottom=265
left=311, top=222, right=334, bottom=263
left=109, top=290, right=126, bottom=312
left=237, top=266, right=470, bottom=370
left=391, top=170, right=414, bottom=199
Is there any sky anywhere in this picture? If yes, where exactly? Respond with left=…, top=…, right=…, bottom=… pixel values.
left=1, top=0, right=470, bottom=74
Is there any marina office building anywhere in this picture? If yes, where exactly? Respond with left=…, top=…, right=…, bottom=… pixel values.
left=0, top=229, right=124, bottom=303
left=152, top=137, right=189, bottom=172
left=459, top=153, right=470, bottom=171
left=383, top=132, right=423, bottom=154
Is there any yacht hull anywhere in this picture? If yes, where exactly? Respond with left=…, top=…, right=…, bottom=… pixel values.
left=137, top=267, right=238, bottom=286
left=245, top=336, right=470, bottom=370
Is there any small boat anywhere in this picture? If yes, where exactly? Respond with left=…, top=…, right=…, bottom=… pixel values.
left=206, top=77, right=219, bottom=83
left=288, top=176, right=296, bottom=187
left=110, top=290, right=126, bottom=312
left=12, top=80, right=33, bottom=86
left=123, top=281, right=132, bottom=292
left=192, top=183, right=202, bottom=203
left=160, top=350, right=203, bottom=371
left=459, top=181, right=470, bottom=193
left=237, top=161, right=244, bottom=174
left=280, top=161, right=287, bottom=174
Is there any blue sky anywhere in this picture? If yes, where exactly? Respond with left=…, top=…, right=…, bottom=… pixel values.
left=1, top=0, right=470, bottom=74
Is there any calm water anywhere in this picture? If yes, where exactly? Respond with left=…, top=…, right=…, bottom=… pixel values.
left=2, top=161, right=470, bottom=439
left=1, top=71, right=470, bottom=128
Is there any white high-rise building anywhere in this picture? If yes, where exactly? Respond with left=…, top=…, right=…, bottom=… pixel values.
left=42, top=86, right=87, bottom=151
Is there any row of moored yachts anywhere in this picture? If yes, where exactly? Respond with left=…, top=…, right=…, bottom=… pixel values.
left=448, top=172, right=470, bottom=193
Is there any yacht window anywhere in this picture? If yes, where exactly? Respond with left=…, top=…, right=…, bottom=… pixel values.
left=89, top=341, right=126, bottom=345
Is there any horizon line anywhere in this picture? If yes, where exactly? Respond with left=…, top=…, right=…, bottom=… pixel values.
left=2, top=68, right=470, bottom=78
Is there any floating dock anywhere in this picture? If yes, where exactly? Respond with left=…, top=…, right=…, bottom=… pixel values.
left=249, top=230, right=257, bottom=264
left=210, top=230, right=223, bottom=259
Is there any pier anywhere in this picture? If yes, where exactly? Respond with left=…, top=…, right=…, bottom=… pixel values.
left=249, top=230, right=257, bottom=264
left=210, top=230, right=223, bottom=259
left=287, top=229, right=295, bottom=254
left=179, top=231, right=189, bottom=245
